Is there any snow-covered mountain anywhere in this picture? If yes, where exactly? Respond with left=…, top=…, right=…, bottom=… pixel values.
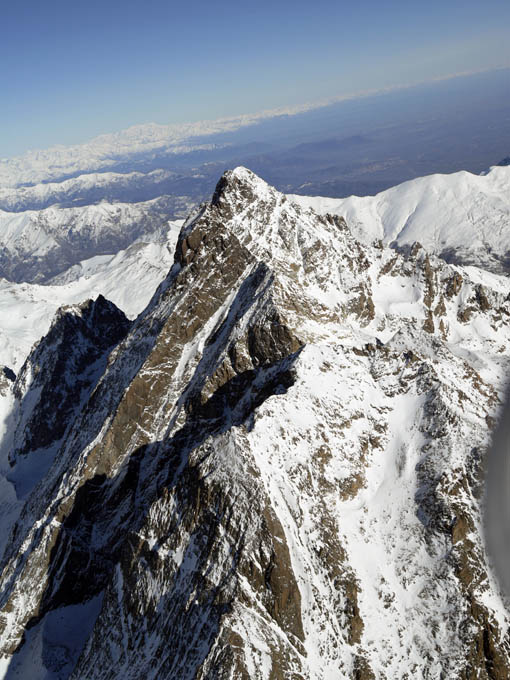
left=0, top=168, right=509, bottom=679
left=0, top=235, right=178, bottom=372
left=0, top=198, right=184, bottom=283
left=0, top=101, right=318, bottom=189
left=291, top=164, right=510, bottom=274
left=0, top=169, right=195, bottom=213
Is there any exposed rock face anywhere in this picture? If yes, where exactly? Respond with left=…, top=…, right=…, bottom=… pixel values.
left=0, top=368, right=14, bottom=398
left=9, top=295, right=131, bottom=463
left=0, top=167, right=509, bottom=679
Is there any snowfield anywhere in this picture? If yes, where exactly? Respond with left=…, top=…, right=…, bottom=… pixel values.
left=290, top=164, right=510, bottom=273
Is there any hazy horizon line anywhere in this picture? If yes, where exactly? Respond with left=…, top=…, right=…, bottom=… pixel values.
left=5, top=64, right=509, bottom=164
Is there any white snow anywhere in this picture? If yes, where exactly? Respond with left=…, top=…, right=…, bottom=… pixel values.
left=0, top=228, right=180, bottom=372
left=290, top=165, right=510, bottom=271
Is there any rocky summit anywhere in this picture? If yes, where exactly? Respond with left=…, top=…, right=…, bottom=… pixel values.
left=0, top=167, right=510, bottom=679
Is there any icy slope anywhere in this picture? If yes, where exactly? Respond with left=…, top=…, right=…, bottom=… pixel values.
left=0, top=168, right=509, bottom=678
left=290, top=164, right=510, bottom=274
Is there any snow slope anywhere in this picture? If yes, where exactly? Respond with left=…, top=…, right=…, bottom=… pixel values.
left=0, top=231, right=179, bottom=372
left=290, top=164, right=510, bottom=273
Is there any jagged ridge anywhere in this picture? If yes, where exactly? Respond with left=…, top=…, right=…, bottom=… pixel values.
left=0, top=168, right=509, bottom=679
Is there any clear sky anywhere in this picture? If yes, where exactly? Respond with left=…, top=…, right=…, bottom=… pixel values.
left=2, top=0, right=509, bottom=157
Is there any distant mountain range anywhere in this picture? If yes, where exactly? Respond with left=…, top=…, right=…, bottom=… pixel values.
left=0, top=159, right=508, bottom=288
left=2, top=68, right=509, bottom=207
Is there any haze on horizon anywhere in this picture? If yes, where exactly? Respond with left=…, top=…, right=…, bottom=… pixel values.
left=2, top=0, right=510, bottom=158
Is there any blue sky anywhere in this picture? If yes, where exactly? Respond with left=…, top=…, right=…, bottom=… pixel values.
left=1, top=0, right=509, bottom=157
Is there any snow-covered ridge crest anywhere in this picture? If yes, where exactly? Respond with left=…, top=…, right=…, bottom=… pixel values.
left=1, top=167, right=510, bottom=678
left=290, top=164, right=510, bottom=275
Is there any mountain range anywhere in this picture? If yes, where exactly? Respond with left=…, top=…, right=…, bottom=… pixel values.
left=0, top=165, right=509, bottom=678
left=291, top=164, right=510, bottom=274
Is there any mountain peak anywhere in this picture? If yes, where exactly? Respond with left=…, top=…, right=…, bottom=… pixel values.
left=2, top=169, right=510, bottom=678
left=211, top=166, right=272, bottom=210
left=10, top=295, right=131, bottom=464
left=177, top=165, right=351, bottom=284
left=229, top=165, right=261, bottom=182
